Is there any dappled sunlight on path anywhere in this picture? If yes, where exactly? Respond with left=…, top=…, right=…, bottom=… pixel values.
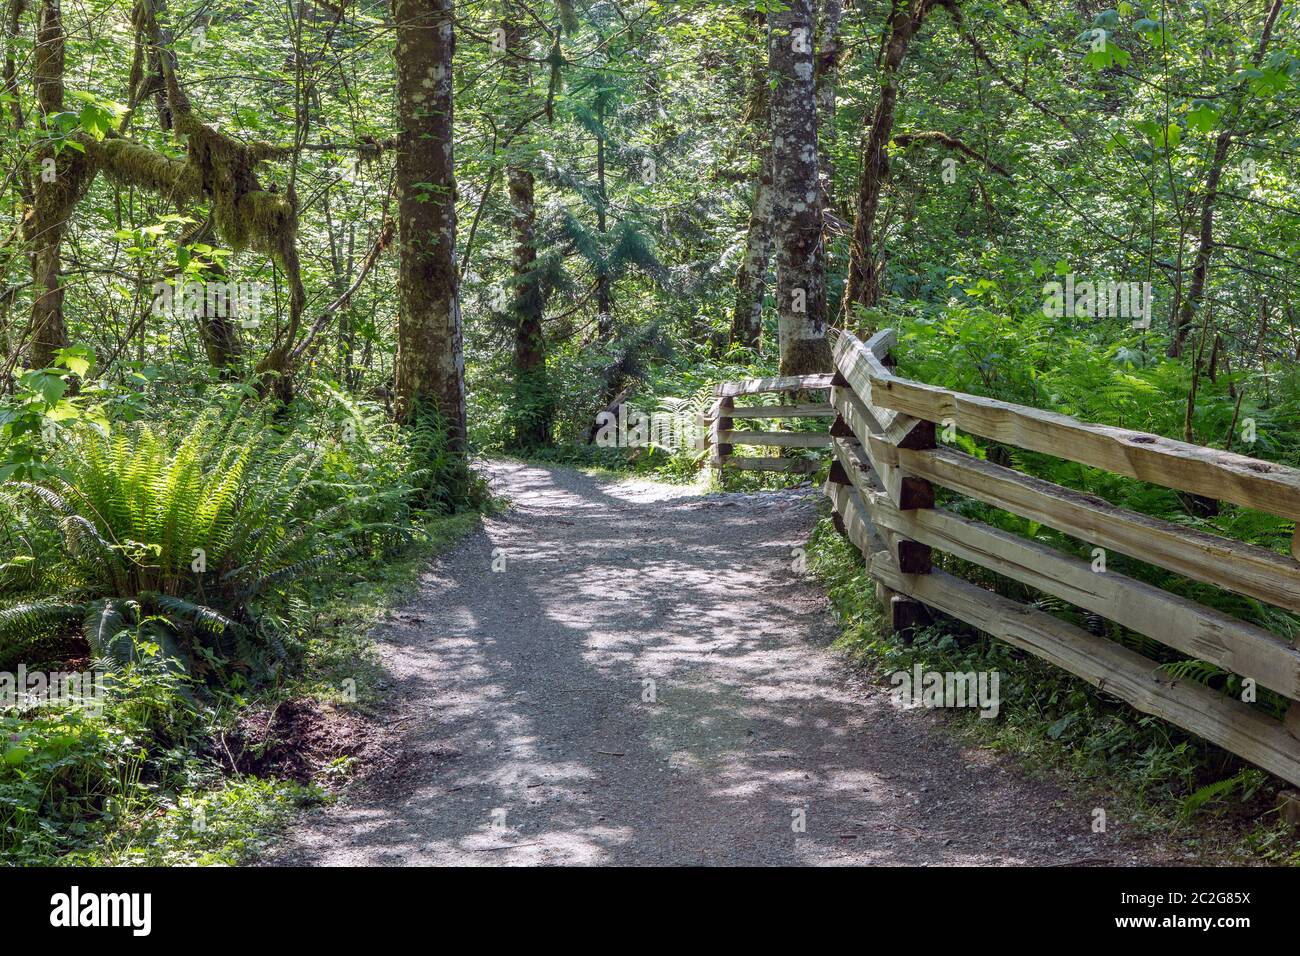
left=269, top=461, right=1168, bottom=866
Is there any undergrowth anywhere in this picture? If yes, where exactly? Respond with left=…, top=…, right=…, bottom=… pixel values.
left=795, top=307, right=1300, bottom=863
left=522, top=338, right=827, bottom=490
left=807, top=512, right=1299, bottom=865
left=0, top=370, right=485, bottom=865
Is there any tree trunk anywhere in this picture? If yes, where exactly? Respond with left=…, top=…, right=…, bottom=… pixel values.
left=504, top=8, right=550, bottom=449
left=730, top=37, right=773, bottom=352
left=1167, top=132, right=1229, bottom=358
left=183, top=216, right=244, bottom=371
left=508, top=164, right=549, bottom=447
left=1167, top=0, right=1283, bottom=358
left=595, top=100, right=613, bottom=338
left=769, top=0, right=831, bottom=375
left=842, top=0, right=950, bottom=322
left=3, top=0, right=32, bottom=208
left=392, top=0, right=466, bottom=444
left=28, top=0, right=89, bottom=368
left=814, top=0, right=844, bottom=211
left=731, top=148, right=773, bottom=351
left=197, top=287, right=244, bottom=371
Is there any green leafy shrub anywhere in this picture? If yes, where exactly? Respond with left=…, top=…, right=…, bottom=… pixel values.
left=0, top=412, right=404, bottom=675
left=400, top=404, right=491, bottom=515
left=0, top=642, right=217, bottom=864
left=0, top=707, right=146, bottom=862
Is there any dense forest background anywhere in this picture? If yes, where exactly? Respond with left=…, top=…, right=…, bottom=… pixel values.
left=4, top=0, right=1299, bottom=452
left=1, top=0, right=1299, bottom=864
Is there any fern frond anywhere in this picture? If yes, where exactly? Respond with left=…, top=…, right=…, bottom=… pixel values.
left=245, top=549, right=357, bottom=596
left=0, top=599, right=83, bottom=640
left=152, top=593, right=244, bottom=636
left=83, top=599, right=132, bottom=662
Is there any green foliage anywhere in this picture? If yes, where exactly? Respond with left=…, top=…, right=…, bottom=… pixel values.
left=0, top=350, right=107, bottom=483
left=0, top=401, right=440, bottom=676
left=0, top=639, right=207, bottom=864
left=398, top=403, right=491, bottom=515
left=0, top=707, right=145, bottom=861
left=83, top=777, right=325, bottom=867
left=2, top=0, right=1297, bottom=864
left=1178, top=769, right=1267, bottom=823
left=0, top=366, right=490, bottom=862
left=888, top=309, right=1299, bottom=656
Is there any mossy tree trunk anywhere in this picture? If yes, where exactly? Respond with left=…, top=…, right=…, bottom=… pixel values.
left=814, top=0, right=844, bottom=212
left=392, top=0, right=466, bottom=445
left=730, top=19, right=772, bottom=353
left=4, top=0, right=32, bottom=207
left=594, top=98, right=613, bottom=339
left=842, top=0, right=954, bottom=323
left=504, top=6, right=550, bottom=449
left=183, top=217, right=244, bottom=373
left=769, top=0, right=831, bottom=375
left=1167, top=0, right=1283, bottom=359
left=731, top=148, right=773, bottom=352
left=28, top=0, right=90, bottom=368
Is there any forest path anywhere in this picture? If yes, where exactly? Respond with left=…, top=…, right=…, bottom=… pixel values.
left=269, top=461, right=1173, bottom=866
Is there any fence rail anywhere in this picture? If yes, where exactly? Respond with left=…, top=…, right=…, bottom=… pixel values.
left=713, top=329, right=1300, bottom=788
left=703, top=373, right=832, bottom=477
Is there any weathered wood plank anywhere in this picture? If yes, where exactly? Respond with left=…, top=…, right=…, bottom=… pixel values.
left=865, top=362, right=1300, bottom=522
left=720, top=430, right=831, bottom=449
left=897, top=444, right=1300, bottom=616
left=831, top=434, right=882, bottom=495
left=832, top=433, right=932, bottom=513
left=709, top=397, right=734, bottom=474
left=724, top=403, right=836, bottom=419
left=833, top=332, right=900, bottom=431
left=863, top=328, right=898, bottom=359
left=830, top=384, right=881, bottom=446
left=833, top=333, right=932, bottom=447
left=827, top=447, right=930, bottom=572
left=823, top=477, right=888, bottom=558
left=831, top=365, right=938, bottom=553
left=714, top=373, right=834, bottom=398
left=865, top=491, right=1300, bottom=700
left=712, top=456, right=821, bottom=474
left=869, top=577, right=928, bottom=639
left=831, top=392, right=932, bottom=509
left=869, top=558, right=1300, bottom=788
left=834, top=430, right=909, bottom=510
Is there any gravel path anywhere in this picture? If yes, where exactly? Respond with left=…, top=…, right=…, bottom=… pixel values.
left=269, top=461, right=1174, bottom=866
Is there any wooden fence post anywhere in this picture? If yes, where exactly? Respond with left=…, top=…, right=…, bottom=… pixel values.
left=817, top=327, right=1300, bottom=786
left=709, top=396, right=734, bottom=481
left=868, top=332, right=936, bottom=600
left=893, top=421, right=936, bottom=575
left=828, top=391, right=852, bottom=539
left=876, top=581, right=928, bottom=643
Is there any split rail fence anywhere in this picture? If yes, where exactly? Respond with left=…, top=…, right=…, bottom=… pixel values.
left=704, top=373, right=834, bottom=475
left=710, top=328, right=1300, bottom=788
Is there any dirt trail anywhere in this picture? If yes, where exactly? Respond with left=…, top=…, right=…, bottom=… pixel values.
left=269, top=461, right=1175, bottom=866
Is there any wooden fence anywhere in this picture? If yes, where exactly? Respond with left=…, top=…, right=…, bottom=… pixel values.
left=704, top=373, right=834, bottom=476
left=717, top=328, right=1300, bottom=788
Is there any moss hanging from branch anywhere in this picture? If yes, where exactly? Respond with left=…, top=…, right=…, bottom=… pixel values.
left=131, top=0, right=306, bottom=396
left=556, top=0, right=579, bottom=34
left=33, top=0, right=324, bottom=398
left=84, top=135, right=201, bottom=201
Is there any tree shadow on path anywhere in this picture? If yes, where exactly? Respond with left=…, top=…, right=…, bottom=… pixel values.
left=269, top=462, right=1167, bottom=866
